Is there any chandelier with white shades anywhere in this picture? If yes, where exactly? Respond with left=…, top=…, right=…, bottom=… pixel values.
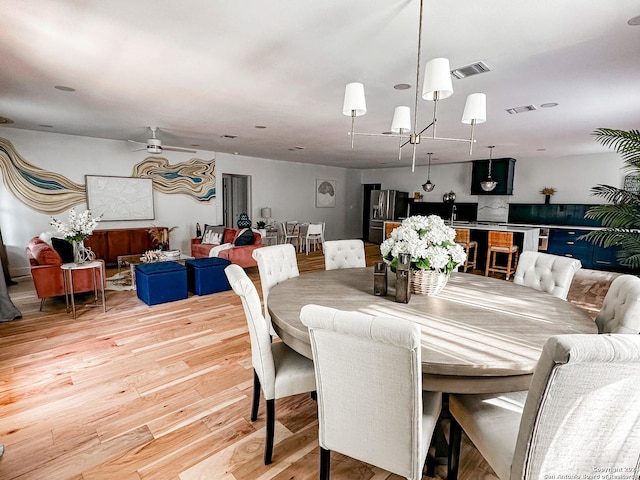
left=342, top=0, right=487, bottom=172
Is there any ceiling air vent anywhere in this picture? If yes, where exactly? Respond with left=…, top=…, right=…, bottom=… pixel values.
left=451, top=61, right=491, bottom=79
left=505, top=105, right=538, bottom=114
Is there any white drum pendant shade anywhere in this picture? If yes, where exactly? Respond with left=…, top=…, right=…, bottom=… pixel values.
left=462, top=93, right=487, bottom=124
left=343, top=82, right=367, bottom=116
left=422, top=58, right=453, bottom=101
left=391, top=106, right=411, bottom=133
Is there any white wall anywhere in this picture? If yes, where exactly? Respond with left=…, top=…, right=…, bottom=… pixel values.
left=0, top=128, right=362, bottom=277
left=361, top=152, right=624, bottom=204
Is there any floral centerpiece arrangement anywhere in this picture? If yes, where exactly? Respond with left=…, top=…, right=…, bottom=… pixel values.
left=380, top=215, right=466, bottom=295
left=50, top=208, right=102, bottom=264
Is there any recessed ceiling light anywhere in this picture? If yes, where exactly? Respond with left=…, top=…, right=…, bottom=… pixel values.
left=394, top=83, right=411, bottom=90
left=54, top=85, right=76, bottom=92
left=536, top=148, right=547, bottom=151
left=628, top=15, right=640, bottom=25
left=540, top=103, right=558, bottom=108
left=0, top=116, right=14, bottom=124
left=233, top=152, right=239, bottom=155
left=39, top=124, right=53, bottom=128
left=254, top=125, right=267, bottom=129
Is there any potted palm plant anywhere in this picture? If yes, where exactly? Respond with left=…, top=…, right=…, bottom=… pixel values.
left=580, top=128, right=640, bottom=269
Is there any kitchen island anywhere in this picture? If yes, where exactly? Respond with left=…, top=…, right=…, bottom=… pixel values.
left=451, top=222, right=540, bottom=252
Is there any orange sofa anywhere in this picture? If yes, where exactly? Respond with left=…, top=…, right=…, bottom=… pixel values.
left=26, top=236, right=104, bottom=310
left=191, top=228, right=265, bottom=268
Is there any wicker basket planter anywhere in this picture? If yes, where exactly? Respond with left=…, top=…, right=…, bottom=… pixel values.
left=410, top=270, right=449, bottom=296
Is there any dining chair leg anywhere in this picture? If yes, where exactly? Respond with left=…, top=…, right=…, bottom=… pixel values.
left=264, top=398, right=275, bottom=465
left=251, top=369, right=261, bottom=422
left=39, top=298, right=46, bottom=311
left=447, top=415, right=462, bottom=480
left=320, top=447, right=331, bottom=480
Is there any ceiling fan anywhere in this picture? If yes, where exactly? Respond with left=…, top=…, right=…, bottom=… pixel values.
left=128, top=126, right=197, bottom=154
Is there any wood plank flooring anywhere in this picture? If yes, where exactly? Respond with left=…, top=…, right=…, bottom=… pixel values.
left=0, top=244, right=617, bottom=479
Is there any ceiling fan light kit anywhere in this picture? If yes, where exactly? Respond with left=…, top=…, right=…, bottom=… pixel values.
left=129, top=126, right=197, bottom=154
left=342, top=0, right=487, bottom=172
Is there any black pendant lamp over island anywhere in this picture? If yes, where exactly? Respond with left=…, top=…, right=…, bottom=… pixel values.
left=422, top=152, right=436, bottom=192
left=480, top=145, right=498, bottom=192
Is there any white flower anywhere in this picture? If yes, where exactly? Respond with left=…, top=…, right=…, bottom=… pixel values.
left=50, top=208, right=102, bottom=242
left=380, top=215, right=466, bottom=274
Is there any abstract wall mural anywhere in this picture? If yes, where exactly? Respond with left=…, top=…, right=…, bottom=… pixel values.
left=0, top=137, right=85, bottom=214
left=0, top=137, right=216, bottom=214
left=131, top=156, right=216, bottom=202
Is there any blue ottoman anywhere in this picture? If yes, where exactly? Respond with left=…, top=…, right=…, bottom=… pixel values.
left=186, top=257, right=232, bottom=295
left=135, top=261, right=188, bottom=306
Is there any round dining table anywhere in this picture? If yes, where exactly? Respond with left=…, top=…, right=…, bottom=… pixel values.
left=267, top=267, right=597, bottom=394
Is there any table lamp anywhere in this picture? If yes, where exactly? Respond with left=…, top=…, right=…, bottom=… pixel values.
left=260, top=207, right=272, bottom=226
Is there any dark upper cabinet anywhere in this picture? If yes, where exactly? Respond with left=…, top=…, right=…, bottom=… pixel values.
left=471, top=157, right=516, bottom=195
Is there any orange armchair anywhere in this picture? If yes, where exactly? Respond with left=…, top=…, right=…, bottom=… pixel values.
left=26, top=237, right=104, bottom=310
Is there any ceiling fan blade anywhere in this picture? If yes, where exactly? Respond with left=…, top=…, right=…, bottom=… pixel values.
left=163, top=146, right=198, bottom=153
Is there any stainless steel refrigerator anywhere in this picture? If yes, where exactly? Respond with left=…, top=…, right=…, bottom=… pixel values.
left=368, top=190, right=409, bottom=244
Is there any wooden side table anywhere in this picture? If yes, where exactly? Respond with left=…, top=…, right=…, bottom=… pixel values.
left=61, top=261, right=106, bottom=319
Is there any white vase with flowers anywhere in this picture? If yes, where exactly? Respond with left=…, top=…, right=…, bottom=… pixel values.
left=50, top=208, right=102, bottom=264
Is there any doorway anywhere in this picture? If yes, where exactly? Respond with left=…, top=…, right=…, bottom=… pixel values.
left=222, top=174, right=252, bottom=228
left=362, top=183, right=381, bottom=241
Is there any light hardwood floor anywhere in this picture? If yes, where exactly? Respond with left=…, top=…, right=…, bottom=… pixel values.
left=0, top=245, right=617, bottom=479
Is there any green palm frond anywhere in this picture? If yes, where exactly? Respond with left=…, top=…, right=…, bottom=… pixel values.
left=592, top=128, right=640, bottom=169
left=583, top=128, right=640, bottom=270
left=584, top=203, right=640, bottom=229
left=588, top=184, right=640, bottom=205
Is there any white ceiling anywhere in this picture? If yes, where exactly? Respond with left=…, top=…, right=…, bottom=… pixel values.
left=1, top=0, right=639, bottom=169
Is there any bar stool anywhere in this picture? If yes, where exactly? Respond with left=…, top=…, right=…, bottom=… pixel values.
left=454, top=228, right=478, bottom=272
left=485, top=231, right=519, bottom=280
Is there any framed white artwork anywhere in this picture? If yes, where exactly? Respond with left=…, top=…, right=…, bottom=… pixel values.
left=86, top=175, right=154, bottom=221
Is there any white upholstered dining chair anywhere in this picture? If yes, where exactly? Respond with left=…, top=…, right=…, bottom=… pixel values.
left=323, top=239, right=366, bottom=270
left=300, top=304, right=442, bottom=480
left=447, top=334, right=640, bottom=480
left=595, top=274, right=640, bottom=334
left=512, top=251, right=582, bottom=300
left=224, top=264, right=316, bottom=465
left=252, top=244, right=300, bottom=333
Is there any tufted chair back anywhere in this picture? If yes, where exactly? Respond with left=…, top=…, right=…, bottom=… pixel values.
left=595, top=274, right=640, bottom=334
left=225, top=264, right=316, bottom=465
left=323, top=239, right=366, bottom=271
left=224, top=264, right=275, bottom=394
left=513, top=251, right=581, bottom=300
left=301, top=304, right=442, bottom=480
left=252, top=244, right=300, bottom=327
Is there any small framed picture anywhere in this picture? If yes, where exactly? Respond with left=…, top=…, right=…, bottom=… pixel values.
left=316, top=179, right=336, bottom=208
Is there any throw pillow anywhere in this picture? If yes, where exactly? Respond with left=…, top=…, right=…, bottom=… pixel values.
left=234, top=228, right=255, bottom=246
left=30, top=242, right=63, bottom=266
left=51, top=237, right=74, bottom=263
left=201, top=225, right=226, bottom=244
